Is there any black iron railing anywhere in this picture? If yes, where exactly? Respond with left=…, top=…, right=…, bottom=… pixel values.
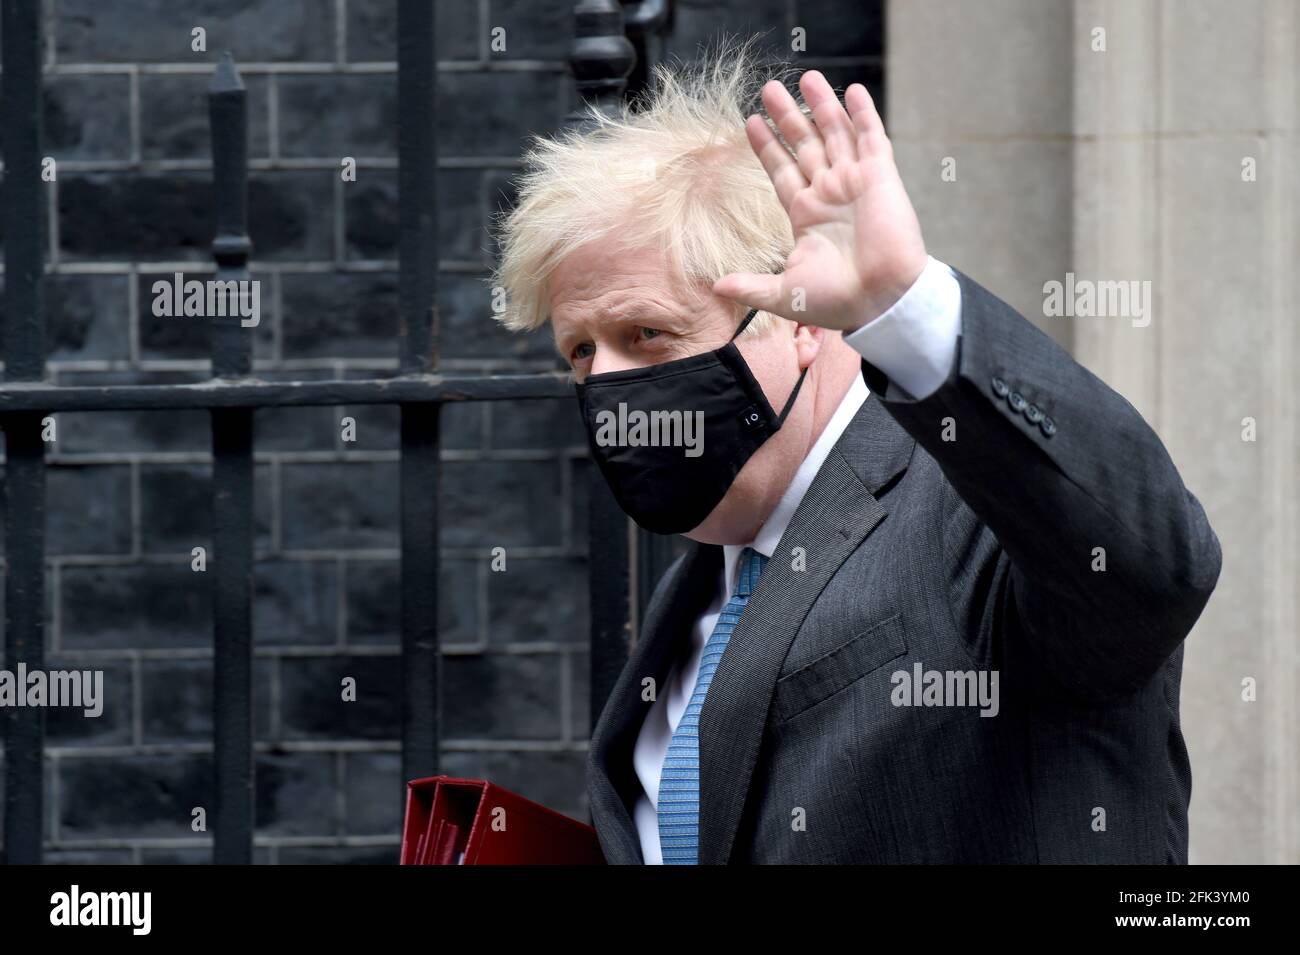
left=0, top=0, right=668, bottom=864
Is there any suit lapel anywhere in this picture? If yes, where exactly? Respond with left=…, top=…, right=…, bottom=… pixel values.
left=587, top=539, right=721, bottom=863
left=697, top=389, right=915, bottom=864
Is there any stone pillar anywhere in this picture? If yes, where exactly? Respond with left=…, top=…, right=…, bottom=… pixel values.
left=889, top=0, right=1299, bottom=864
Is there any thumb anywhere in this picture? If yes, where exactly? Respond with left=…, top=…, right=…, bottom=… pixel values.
left=712, top=272, right=786, bottom=316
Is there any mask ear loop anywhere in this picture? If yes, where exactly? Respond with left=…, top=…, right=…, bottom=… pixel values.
left=728, top=306, right=761, bottom=342
left=776, top=364, right=809, bottom=426
left=726, top=261, right=785, bottom=341
left=727, top=304, right=809, bottom=427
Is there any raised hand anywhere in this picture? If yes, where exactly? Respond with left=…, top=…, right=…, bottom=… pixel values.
left=713, top=70, right=928, bottom=333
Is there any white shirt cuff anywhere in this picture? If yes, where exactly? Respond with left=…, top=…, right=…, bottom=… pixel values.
left=842, top=255, right=962, bottom=400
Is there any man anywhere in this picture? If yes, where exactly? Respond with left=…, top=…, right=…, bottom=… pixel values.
left=492, top=46, right=1221, bottom=864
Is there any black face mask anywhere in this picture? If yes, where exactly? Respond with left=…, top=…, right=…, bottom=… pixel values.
left=574, top=307, right=808, bottom=535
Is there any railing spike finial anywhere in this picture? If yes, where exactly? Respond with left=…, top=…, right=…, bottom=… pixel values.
left=207, top=50, right=252, bottom=379
left=568, top=0, right=637, bottom=123
left=208, top=52, right=251, bottom=277
left=211, top=50, right=244, bottom=94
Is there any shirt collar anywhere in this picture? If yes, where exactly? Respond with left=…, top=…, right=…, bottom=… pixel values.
left=721, top=372, right=870, bottom=596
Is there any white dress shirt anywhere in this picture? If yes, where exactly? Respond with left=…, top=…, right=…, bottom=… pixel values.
left=631, top=256, right=963, bottom=863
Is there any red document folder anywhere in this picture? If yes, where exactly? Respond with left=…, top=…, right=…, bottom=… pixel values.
left=400, top=776, right=607, bottom=865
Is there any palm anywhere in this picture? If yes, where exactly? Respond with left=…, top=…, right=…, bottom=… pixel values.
left=714, top=72, right=927, bottom=332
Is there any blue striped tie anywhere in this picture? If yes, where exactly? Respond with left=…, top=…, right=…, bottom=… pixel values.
left=657, top=546, right=768, bottom=864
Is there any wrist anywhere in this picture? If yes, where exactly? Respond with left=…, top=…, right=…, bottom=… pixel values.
left=840, top=255, right=962, bottom=401
left=849, top=255, right=932, bottom=334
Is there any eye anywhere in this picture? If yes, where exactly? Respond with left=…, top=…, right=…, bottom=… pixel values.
left=636, top=326, right=664, bottom=343
left=570, top=342, right=595, bottom=363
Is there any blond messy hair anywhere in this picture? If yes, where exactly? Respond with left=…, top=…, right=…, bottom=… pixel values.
left=490, top=36, right=807, bottom=337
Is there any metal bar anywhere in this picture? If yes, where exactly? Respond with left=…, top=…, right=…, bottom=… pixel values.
left=0, top=373, right=572, bottom=412
left=588, top=481, right=630, bottom=734
left=396, top=0, right=440, bottom=807
left=208, top=52, right=255, bottom=864
left=567, top=1, right=638, bottom=731
left=210, top=408, right=253, bottom=863
left=1, top=0, right=47, bottom=866
left=399, top=405, right=439, bottom=786
left=621, top=6, right=675, bottom=651
left=2, top=0, right=46, bottom=382
left=1, top=417, right=47, bottom=865
left=636, top=531, right=677, bottom=636
left=397, top=0, right=438, bottom=378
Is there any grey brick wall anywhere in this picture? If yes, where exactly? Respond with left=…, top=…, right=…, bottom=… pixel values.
left=0, top=0, right=883, bottom=863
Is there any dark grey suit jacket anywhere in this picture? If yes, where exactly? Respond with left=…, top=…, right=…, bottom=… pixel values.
left=587, top=269, right=1222, bottom=864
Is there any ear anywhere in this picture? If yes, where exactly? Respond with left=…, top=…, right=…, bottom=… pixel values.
left=793, top=322, right=826, bottom=370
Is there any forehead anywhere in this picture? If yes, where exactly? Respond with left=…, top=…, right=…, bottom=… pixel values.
left=547, top=242, right=677, bottom=318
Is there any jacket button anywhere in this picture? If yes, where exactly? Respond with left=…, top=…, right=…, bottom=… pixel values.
left=1008, top=391, right=1027, bottom=413
left=991, top=376, right=1009, bottom=398
left=1024, top=404, right=1043, bottom=424
left=1040, top=416, right=1057, bottom=437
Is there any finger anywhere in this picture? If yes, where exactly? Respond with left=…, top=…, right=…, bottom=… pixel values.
left=745, top=114, right=803, bottom=210
left=845, top=83, right=889, bottom=158
left=761, top=78, right=828, bottom=182
left=712, top=272, right=787, bottom=317
left=800, top=71, right=857, bottom=168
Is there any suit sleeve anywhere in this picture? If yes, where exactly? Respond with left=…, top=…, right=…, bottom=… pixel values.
left=852, top=267, right=1221, bottom=701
